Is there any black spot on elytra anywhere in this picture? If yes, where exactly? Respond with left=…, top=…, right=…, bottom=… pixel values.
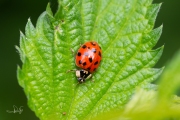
left=83, top=62, right=86, bottom=66
left=91, top=48, right=96, bottom=53
left=94, top=61, right=98, bottom=65
left=98, top=51, right=101, bottom=57
left=77, top=52, right=81, bottom=56
left=79, top=60, right=82, bottom=64
left=91, top=42, right=96, bottom=46
left=89, top=58, right=92, bottom=63
left=93, top=68, right=96, bottom=71
left=82, top=45, right=87, bottom=49
left=88, top=47, right=90, bottom=49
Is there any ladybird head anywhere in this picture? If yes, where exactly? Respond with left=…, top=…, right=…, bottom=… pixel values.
left=75, top=69, right=92, bottom=83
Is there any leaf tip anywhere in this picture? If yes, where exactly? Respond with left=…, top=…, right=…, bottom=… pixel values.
left=46, top=2, right=53, bottom=17
left=25, top=18, right=36, bottom=37
left=27, top=17, right=31, bottom=22
left=159, top=24, right=163, bottom=29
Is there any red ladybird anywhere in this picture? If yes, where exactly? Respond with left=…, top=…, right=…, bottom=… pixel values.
left=75, top=41, right=102, bottom=83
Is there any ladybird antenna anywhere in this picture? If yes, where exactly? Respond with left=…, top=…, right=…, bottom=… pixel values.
left=74, top=80, right=86, bottom=88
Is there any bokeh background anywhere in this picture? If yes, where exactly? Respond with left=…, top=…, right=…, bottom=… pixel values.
left=0, top=0, right=179, bottom=119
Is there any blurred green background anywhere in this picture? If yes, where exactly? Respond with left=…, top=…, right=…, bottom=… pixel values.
left=0, top=0, right=179, bottom=119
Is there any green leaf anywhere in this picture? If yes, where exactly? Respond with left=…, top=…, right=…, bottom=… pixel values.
left=93, top=50, right=180, bottom=120
left=93, top=89, right=180, bottom=120
left=17, top=0, right=163, bottom=120
left=158, top=50, right=180, bottom=102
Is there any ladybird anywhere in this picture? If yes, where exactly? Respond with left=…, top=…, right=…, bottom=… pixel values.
left=75, top=41, right=102, bottom=83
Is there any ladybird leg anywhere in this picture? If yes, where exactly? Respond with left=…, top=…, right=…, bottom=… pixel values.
left=89, top=76, right=95, bottom=83
left=70, top=48, right=75, bottom=54
left=70, top=48, right=78, bottom=58
left=66, top=69, right=76, bottom=73
left=80, top=43, right=82, bottom=46
left=91, top=79, right=95, bottom=82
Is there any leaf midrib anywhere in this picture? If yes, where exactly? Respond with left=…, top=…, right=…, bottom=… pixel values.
left=61, top=0, right=148, bottom=119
